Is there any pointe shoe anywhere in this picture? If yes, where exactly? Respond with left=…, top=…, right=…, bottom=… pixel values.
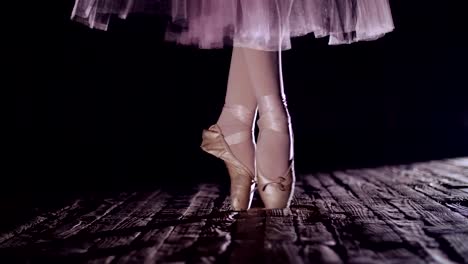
left=200, top=105, right=256, bottom=211
left=255, top=95, right=295, bottom=209
left=256, top=159, right=295, bottom=209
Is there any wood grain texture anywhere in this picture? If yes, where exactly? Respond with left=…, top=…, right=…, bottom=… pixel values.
left=0, top=158, right=467, bottom=263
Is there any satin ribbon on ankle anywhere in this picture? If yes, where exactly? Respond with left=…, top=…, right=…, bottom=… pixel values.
left=223, top=104, right=256, bottom=126
left=259, top=160, right=293, bottom=191
left=222, top=104, right=256, bottom=145
left=224, top=131, right=251, bottom=145
left=257, top=95, right=289, bottom=133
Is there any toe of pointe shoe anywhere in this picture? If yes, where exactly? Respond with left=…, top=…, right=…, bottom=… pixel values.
left=260, top=183, right=293, bottom=209
left=257, top=163, right=295, bottom=209
left=229, top=178, right=256, bottom=211
left=201, top=124, right=256, bottom=211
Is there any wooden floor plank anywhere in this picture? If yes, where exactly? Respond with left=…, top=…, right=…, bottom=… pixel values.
left=115, top=184, right=220, bottom=263
left=445, top=203, right=468, bottom=218
left=1, top=192, right=135, bottom=248
left=50, top=192, right=137, bottom=240
left=360, top=168, right=468, bottom=263
left=416, top=163, right=468, bottom=187
left=418, top=164, right=468, bottom=196
left=151, top=184, right=221, bottom=263
left=263, top=209, right=307, bottom=264
left=0, top=199, right=85, bottom=247
left=393, top=166, right=468, bottom=217
left=337, top=170, right=456, bottom=263
left=291, top=180, right=345, bottom=263
left=445, top=158, right=468, bottom=168
left=1, top=157, right=467, bottom=263
left=302, top=244, right=343, bottom=264
left=264, top=209, right=296, bottom=242
left=86, top=191, right=163, bottom=233
left=0, top=215, right=49, bottom=245
left=429, top=160, right=468, bottom=176
left=263, top=242, right=305, bottom=264
left=363, top=169, right=468, bottom=226
left=292, top=182, right=336, bottom=246
left=86, top=256, right=115, bottom=264
left=303, top=174, right=392, bottom=263
left=229, top=209, right=266, bottom=264
left=176, top=200, right=236, bottom=263
left=320, top=173, right=429, bottom=263
left=88, top=190, right=170, bottom=252
left=441, top=233, right=468, bottom=263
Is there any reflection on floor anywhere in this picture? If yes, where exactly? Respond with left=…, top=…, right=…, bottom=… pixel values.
left=1, top=158, right=467, bottom=263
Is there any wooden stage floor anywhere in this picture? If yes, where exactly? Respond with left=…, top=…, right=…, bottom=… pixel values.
left=1, top=158, right=468, bottom=263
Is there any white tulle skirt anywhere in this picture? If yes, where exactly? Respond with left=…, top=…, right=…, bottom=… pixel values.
left=71, top=0, right=394, bottom=51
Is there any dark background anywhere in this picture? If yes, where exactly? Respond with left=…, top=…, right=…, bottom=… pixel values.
left=11, top=0, right=468, bottom=215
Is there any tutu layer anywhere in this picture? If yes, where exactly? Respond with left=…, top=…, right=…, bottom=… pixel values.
left=71, top=0, right=394, bottom=51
